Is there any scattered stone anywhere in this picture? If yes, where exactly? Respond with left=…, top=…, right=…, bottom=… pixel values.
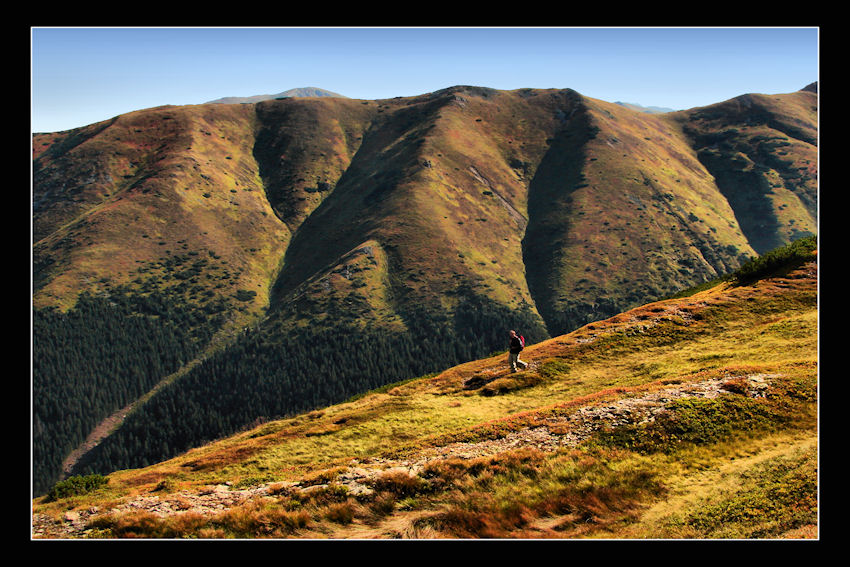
left=33, top=373, right=779, bottom=539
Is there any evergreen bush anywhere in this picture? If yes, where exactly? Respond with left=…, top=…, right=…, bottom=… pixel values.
left=47, top=474, right=108, bottom=501
left=732, top=234, right=816, bottom=284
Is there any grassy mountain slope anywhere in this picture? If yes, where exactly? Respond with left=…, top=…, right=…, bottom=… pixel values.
left=32, top=239, right=818, bottom=539
left=31, top=84, right=817, bottom=494
left=33, top=103, right=289, bottom=328
left=33, top=85, right=818, bottom=333
left=670, top=90, right=818, bottom=254
left=523, top=94, right=758, bottom=334
left=265, top=88, right=566, bottom=331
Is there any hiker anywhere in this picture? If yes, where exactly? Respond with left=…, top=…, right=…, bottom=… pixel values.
left=508, top=330, right=528, bottom=373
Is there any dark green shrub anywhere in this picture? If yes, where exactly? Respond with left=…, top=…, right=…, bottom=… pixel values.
left=732, top=235, right=816, bottom=285
left=47, top=474, right=108, bottom=501
left=234, top=289, right=257, bottom=301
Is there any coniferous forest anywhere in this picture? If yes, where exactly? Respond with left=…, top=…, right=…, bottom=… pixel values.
left=33, top=289, right=548, bottom=495
left=32, top=289, right=227, bottom=495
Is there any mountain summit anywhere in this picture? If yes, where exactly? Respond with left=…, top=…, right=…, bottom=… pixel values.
left=205, top=87, right=347, bottom=104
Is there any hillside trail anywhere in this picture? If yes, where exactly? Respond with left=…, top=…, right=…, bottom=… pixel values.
left=37, top=261, right=818, bottom=538
left=33, top=370, right=778, bottom=539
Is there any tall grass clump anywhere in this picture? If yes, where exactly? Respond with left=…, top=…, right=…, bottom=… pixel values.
left=417, top=447, right=667, bottom=538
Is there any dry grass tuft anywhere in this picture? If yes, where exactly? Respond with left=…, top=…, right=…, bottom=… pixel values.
left=368, top=469, right=429, bottom=498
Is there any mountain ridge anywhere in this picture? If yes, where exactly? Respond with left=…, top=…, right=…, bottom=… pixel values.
left=32, top=82, right=818, bottom=496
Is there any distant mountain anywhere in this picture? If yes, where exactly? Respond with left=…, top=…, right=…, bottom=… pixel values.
left=32, top=83, right=817, bottom=494
left=206, top=87, right=346, bottom=104
left=614, top=101, right=676, bottom=114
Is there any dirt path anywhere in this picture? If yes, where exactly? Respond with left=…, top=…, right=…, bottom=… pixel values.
left=59, top=371, right=183, bottom=478
left=33, top=371, right=777, bottom=539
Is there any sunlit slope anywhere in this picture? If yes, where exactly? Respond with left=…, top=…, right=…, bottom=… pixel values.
left=33, top=104, right=290, bottom=328
left=262, top=86, right=818, bottom=337
left=522, top=94, right=761, bottom=334
left=669, top=90, right=818, bottom=254
left=33, top=86, right=817, bottom=338
left=32, top=242, right=817, bottom=539
left=266, top=88, right=570, bottom=331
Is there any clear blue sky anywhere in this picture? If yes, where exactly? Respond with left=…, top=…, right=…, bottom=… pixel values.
left=31, top=27, right=819, bottom=133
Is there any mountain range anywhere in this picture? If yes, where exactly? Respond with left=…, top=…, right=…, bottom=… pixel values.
left=32, top=82, right=818, bottom=497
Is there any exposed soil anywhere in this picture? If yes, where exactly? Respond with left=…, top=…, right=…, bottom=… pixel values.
left=60, top=406, right=132, bottom=477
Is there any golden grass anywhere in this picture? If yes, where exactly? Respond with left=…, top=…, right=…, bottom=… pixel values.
left=610, top=431, right=818, bottom=539
left=37, top=260, right=816, bottom=525
left=33, top=224, right=817, bottom=539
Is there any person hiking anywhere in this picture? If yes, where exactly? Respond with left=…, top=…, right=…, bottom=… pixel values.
left=508, top=330, right=528, bottom=373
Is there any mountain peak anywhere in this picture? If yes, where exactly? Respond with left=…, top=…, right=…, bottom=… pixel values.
left=206, top=87, right=346, bottom=104
left=613, top=101, right=676, bottom=114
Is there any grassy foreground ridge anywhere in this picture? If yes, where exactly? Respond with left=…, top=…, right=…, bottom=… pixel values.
left=32, top=237, right=818, bottom=539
